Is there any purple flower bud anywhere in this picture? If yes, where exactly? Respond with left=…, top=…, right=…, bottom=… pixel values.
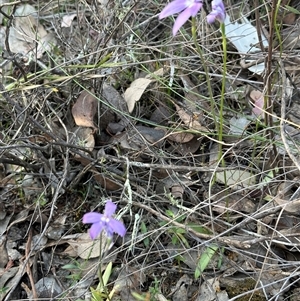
left=207, top=0, right=226, bottom=24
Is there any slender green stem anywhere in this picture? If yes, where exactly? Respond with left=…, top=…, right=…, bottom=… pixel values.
left=218, top=22, right=227, bottom=161
left=191, top=17, right=218, bottom=130
left=219, top=22, right=229, bottom=219
left=97, top=233, right=111, bottom=301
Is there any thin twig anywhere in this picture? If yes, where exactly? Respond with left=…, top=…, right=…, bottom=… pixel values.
left=25, top=229, right=38, bottom=300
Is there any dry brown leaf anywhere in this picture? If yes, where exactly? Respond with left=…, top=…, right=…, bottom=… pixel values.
left=73, top=127, right=95, bottom=153
left=171, top=184, right=184, bottom=199
left=61, top=14, right=77, bottom=27
left=279, top=0, right=296, bottom=25
left=167, top=132, right=194, bottom=143
left=113, top=265, right=146, bottom=299
left=66, top=233, right=112, bottom=259
left=124, top=77, right=152, bottom=113
left=102, top=82, right=128, bottom=115
left=273, top=197, right=300, bottom=213
left=72, top=91, right=98, bottom=129
left=283, top=13, right=296, bottom=25
left=177, top=136, right=201, bottom=154
left=150, top=105, right=172, bottom=125
left=7, top=4, right=56, bottom=58
left=249, top=90, right=264, bottom=116
left=209, top=143, right=256, bottom=190
left=124, top=68, right=164, bottom=113
left=175, top=104, right=208, bottom=132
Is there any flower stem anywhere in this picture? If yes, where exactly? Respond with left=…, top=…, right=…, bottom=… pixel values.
left=191, top=17, right=217, bottom=130
left=218, top=22, right=227, bottom=162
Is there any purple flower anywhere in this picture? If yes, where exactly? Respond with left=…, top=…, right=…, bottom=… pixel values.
left=207, top=0, right=226, bottom=24
left=83, top=200, right=126, bottom=240
left=159, top=0, right=203, bottom=36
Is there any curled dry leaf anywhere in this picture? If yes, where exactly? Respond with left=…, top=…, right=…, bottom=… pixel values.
left=102, top=82, right=130, bottom=133
left=196, top=278, right=229, bottom=301
left=102, top=82, right=128, bottom=116
left=61, top=14, right=77, bottom=28
left=64, top=233, right=112, bottom=259
left=111, top=126, right=166, bottom=151
left=209, top=143, right=256, bottom=190
left=175, top=136, right=201, bottom=155
left=72, top=91, right=98, bottom=129
left=273, top=196, right=300, bottom=214
left=112, top=265, right=146, bottom=298
left=124, top=77, right=152, bottom=113
left=7, top=4, right=56, bottom=59
left=72, top=127, right=95, bottom=153
left=175, top=104, right=208, bottom=132
left=167, top=132, right=194, bottom=143
left=150, top=104, right=172, bottom=125
left=0, top=236, right=8, bottom=269
left=171, top=184, right=184, bottom=199
left=249, top=90, right=264, bottom=116
left=124, top=68, right=165, bottom=113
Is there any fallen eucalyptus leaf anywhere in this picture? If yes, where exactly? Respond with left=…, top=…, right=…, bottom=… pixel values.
left=124, top=68, right=164, bottom=113
left=72, top=91, right=98, bottom=129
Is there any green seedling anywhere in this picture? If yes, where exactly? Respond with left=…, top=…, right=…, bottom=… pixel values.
left=195, top=244, right=218, bottom=279
left=140, top=221, right=150, bottom=248
left=160, top=210, right=189, bottom=247
left=91, top=262, right=113, bottom=301
left=62, top=261, right=83, bottom=282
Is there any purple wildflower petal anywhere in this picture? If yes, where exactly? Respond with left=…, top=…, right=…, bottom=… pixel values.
left=109, top=219, right=127, bottom=237
left=212, top=0, right=225, bottom=11
left=83, top=212, right=103, bottom=224
left=89, top=222, right=104, bottom=239
left=83, top=200, right=126, bottom=240
left=190, top=2, right=203, bottom=17
left=173, top=9, right=192, bottom=35
left=159, top=0, right=188, bottom=19
left=173, top=4, right=202, bottom=35
left=104, top=200, right=117, bottom=217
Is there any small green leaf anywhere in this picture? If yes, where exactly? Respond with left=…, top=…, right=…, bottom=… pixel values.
left=171, top=235, right=178, bottom=245
left=140, top=221, right=150, bottom=247
left=285, top=5, right=300, bottom=14
left=96, top=262, right=112, bottom=291
left=195, top=244, right=218, bottom=279
left=61, top=264, right=79, bottom=270
left=187, top=223, right=212, bottom=235
left=166, top=209, right=175, bottom=218
left=131, top=291, right=149, bottom=300
left=174, top=228, right=186, bottom=234
left=90, top=287, right=104, bottom=301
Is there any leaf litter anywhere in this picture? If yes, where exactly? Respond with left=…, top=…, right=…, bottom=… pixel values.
left=2, top=0, right=300, bottom=300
